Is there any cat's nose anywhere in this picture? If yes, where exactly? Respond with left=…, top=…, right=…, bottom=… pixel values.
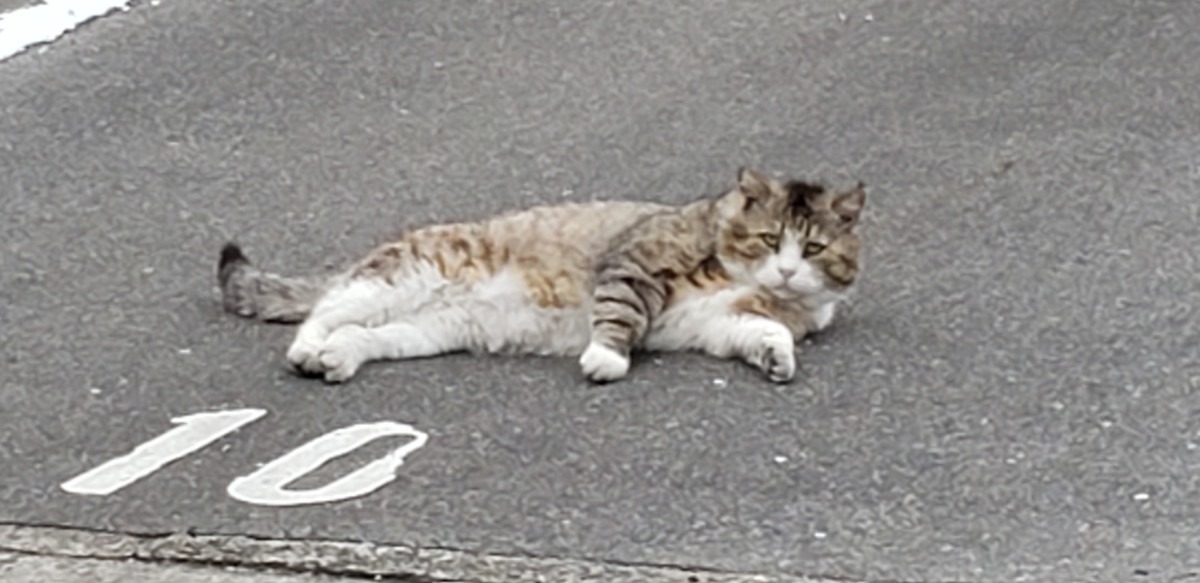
left=778, top=267, right=796, bottom=279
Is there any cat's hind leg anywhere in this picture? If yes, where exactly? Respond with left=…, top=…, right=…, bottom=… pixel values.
left=287, top=279, right=394, bottom=374
left=310, top=313, right=469, bottom=383
left=289, top=229, right=502, bottom=376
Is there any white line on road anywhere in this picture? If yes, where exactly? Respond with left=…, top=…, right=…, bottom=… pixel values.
left=0, top=0, right=132, bottom=62
left=61, top=409, right=268, bottom=496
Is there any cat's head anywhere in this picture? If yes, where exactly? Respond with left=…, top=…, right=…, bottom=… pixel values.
left=714, top=168, right=865, bottom=299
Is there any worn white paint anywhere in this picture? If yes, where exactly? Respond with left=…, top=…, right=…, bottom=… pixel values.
left=227, top=421, right=428, bottom=507
left=61, top=409, right=267, bottom=496
left=0, top=0, right=131, bottom=62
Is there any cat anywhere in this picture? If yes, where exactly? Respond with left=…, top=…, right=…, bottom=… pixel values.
left=217, top=167, right=865, bottom=384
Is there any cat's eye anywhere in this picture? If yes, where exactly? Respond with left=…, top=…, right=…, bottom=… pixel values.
left=803, top=242, right=827, bottom=257
left=760, top=233, right=780, bottom=248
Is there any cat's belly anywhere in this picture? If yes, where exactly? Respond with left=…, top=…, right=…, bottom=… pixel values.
left=461, top=269, right=592, bottom=356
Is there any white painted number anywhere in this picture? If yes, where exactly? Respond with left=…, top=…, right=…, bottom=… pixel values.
left=227, top=421, right=428, bottom=506
left=60, top=410, right=428, bottom=507
left=61, top=409, right=267, bottom=496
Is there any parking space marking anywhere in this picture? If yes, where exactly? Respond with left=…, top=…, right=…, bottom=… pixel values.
left=0, top=0, right=133, bottom=62
left=228, top=421, right=429, bottom=507
left=61, top=409, right=429, bottom=507
left=61, top=409, right=267, bottom=496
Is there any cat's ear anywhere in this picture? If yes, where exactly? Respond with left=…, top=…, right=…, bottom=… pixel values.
left=737, top=167, right=772, bottom=206
left=831, top=182, right=866, bottom=226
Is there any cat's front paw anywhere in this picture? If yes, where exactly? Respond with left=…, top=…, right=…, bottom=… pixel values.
left=286, top=332, right=326, bottom=376
left=757, top=328, right=796, bottom=383
left=317, top=346, right=361, bottom=383
left=315, top=326, right=369, bottom=383
left=580, top=342, right=630, bottom=383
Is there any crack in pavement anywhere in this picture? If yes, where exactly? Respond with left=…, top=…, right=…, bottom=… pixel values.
left=0, top=523, right=876, bottom=583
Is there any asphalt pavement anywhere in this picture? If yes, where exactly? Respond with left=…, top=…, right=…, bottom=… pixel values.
left=3, top=0, right=1200, bottom=582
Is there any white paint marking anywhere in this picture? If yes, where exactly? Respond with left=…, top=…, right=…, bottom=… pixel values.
left=227, top=421, right=428, bottom=507
left=61, top=409, right=267, bottom=496
left=0, top=0, right=132, bottom=62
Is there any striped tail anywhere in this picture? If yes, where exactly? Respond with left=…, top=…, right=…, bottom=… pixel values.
left=217, top=242, right=327, bottom=323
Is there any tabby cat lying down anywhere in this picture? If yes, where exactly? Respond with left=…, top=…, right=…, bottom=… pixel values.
left=217, top=168, right=865, bottom=384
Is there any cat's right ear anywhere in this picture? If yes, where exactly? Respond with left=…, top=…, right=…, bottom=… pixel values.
left=737, top=167, right=772, bottom=207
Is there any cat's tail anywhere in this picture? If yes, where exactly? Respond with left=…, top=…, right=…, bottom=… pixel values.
left=217, top=242, right=327, bottom=323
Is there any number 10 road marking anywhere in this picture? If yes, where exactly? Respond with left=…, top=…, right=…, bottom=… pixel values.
left=60, top=409, right=428, bottom=507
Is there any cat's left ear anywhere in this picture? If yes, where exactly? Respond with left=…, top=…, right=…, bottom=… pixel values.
left=831, top=181, right=866, bottom=226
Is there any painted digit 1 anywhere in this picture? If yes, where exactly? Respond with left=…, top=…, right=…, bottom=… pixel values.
left=61, top=409, right=268, bottom=496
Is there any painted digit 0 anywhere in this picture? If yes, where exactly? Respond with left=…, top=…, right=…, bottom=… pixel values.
left=226, top=421, right=428, bottom=506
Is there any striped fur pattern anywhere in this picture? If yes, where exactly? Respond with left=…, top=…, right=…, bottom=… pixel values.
left=217, top=168, right=865, bottom=384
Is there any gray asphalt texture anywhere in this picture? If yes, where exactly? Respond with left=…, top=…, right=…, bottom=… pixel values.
left=3, top=0, right=1200, bottom=582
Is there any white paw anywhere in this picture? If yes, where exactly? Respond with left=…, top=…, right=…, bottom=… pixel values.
left=317, top=345, right=361, bottom=383
left=579, top=342, right=630, bottom=383
left=810, top=302, right=837, bottom=332
left=758, top=327, right=796, bottom=383
left=316, top=326, right=369, bottom=383
left=286, top=332, right=326, bottom=375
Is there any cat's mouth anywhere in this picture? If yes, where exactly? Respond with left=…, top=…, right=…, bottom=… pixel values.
left=783, top=276, right=828, bottom=296
left=764, top=282, right=816, bottom=299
